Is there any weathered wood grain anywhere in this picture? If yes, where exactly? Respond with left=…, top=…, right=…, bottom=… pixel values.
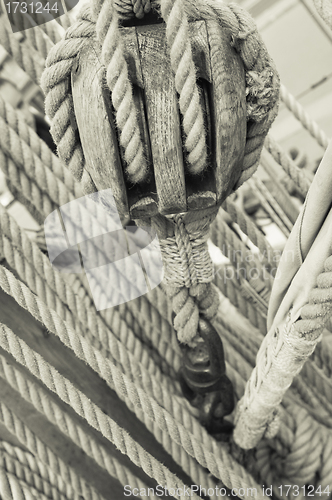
left=71, top=44, right=130, bottom=219
left=124, top=24, right=188, bottom=215
left=71, top=20, right=246, bottom=218
left=205, top=21, right=247, bottom=204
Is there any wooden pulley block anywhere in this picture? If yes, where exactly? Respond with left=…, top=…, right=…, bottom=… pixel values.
left=71, top=15, right=246, bottom=219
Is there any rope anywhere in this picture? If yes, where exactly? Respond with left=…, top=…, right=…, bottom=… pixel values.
left=0, top=355, right=155, bottom=499
left=0, top=95, right=83, bottom=200
left=4, top=2, right=65, bottom=46
left=0, top=402, right=105, bottom=500
left=42, top=0, right=279, bottom=189
left=210, top=213, right=275, bottom=289
left=0, top=14, right=45, bottom=87
left=160, top=0, right=207, bottom=174
left=0, top=355, right=227, bottom=500
left=1, top=447, right=70, bottom=500
left=233, top=310, right=323, bottom=449
left=313, top=0, right=332, bottom=29
left=0, top=322, right=239, bottom=500
left=255, top=404, right=332, bottom=496
left=41, top=9, right=97, bottom=189
left=0, top=273, right=262, bottom=498
left=0, top=222, right=180, bottom=399
left=221, top=197, right=280, bottom=271
left=214, top=269, right=267, bottom=335
left=0, top=149, right=56, bottom=223
left=0, top=102, right=80, bottom=209
left=247, top=177, right=293, bottom=236
left=264, top=135, right=311, bottom=198
left=0, top=441, right=87, bottom=500
left=91, top=0, right=148, bottom=183
left=0, top=459, right=42, bottom=500
left=280, top=84, right=330, bottom=150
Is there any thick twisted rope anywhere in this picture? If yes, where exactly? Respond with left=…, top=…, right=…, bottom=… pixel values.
left=0, top=150, right=55, bottom=223
left=0, top=355, right=228, bottom=500
left=255, top=405, right=332, bottom=496
left=280, top=84, right=330, bottom=150
left=264, top=135, right=311, bottom=198
left=0, top=441, right=87, bottom=500
left=0, top=322, right=251, bottom=500
left=0, top=403, right=105, bottom=500
left=41, top=10, right=97, bottom=189
left=0, top=271, right=262, bottom=497
left=0, top=95, right=83, bottom=200
left=91, top=0, right=148, bottom=183
left=114, top=0, right=151, bottom=18
left=0, top=14, right=44, bottom=86
left=146, top=209, right=221, bottom=344
left=0, top=356, right=155, bottom=498
left=221, top=197, right=280, bottom=271
left=160, top=0, right=207, bottom=174
left=313, top=0, right=332, bottom=28
left=1, top=448, right=70, bottom=500
left=0, top=223, right=180, bottom=399
left=0, top=458, right=44, bottom=500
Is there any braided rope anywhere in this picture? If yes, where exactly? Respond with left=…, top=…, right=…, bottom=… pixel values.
left=280, top=84, right=330, bottom=150
left=0, top=271, right=262, bottom=497
left=0, top=321, right=262, bottom=499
